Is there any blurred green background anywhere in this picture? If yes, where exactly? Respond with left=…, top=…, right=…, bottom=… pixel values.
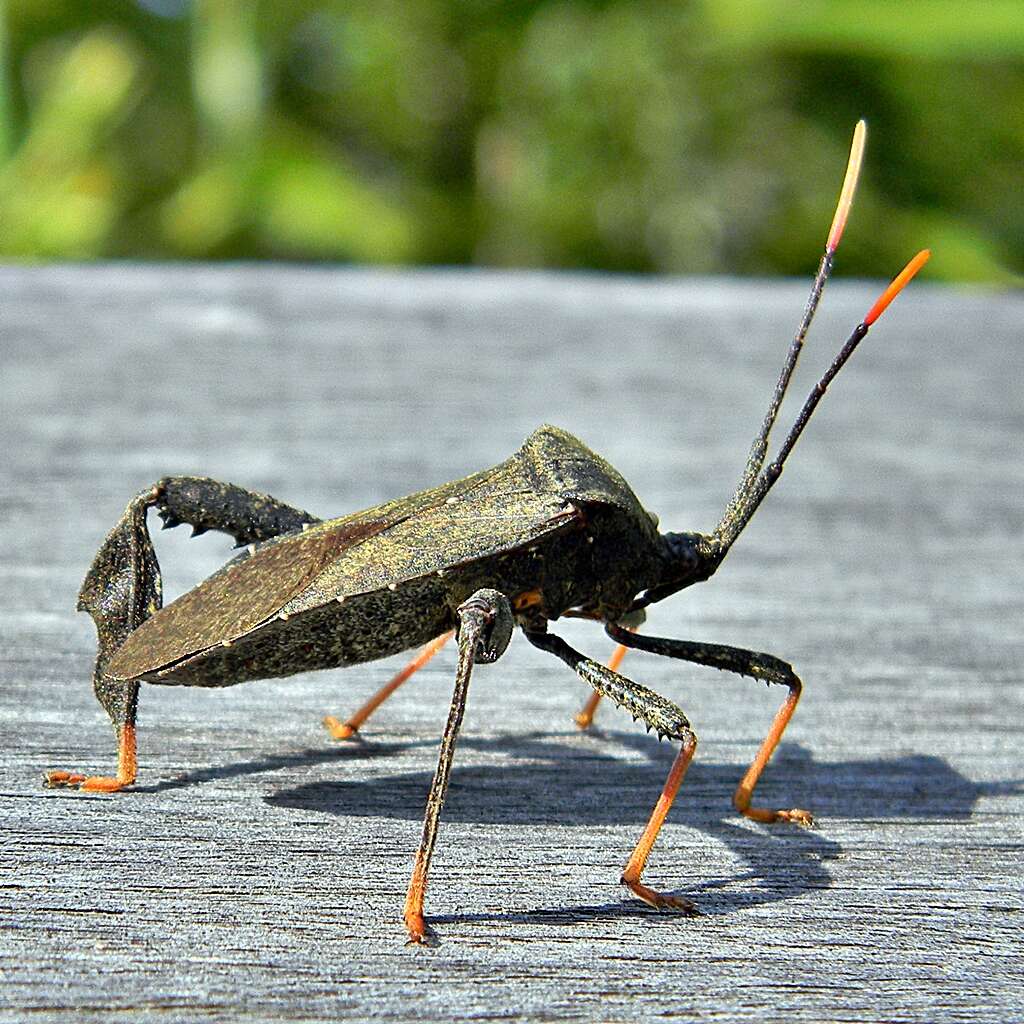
left=2, top=0, right=1021, bottom=281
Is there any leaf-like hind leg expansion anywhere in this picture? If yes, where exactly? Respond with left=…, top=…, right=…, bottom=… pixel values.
left=606, top=623, right=812, bottom=826
left=324, top=631, right=453, bottom=740
left=156, top=476, right=320, bottom=545
left=404, top=590, right=513, bottom=946
left=45, top=486, right=159, bottom=792
left=525, top=627, right=699, bottom=914
left=44, top=479, right=320, bottom=793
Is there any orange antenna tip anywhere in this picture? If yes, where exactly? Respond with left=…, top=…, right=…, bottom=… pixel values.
left=826, top=119, right=867, bottom=254
left=863, top=249, right=930, bottom=327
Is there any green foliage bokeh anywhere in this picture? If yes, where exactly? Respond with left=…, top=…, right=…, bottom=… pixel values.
left=1, top=0, right=1021, bottom=281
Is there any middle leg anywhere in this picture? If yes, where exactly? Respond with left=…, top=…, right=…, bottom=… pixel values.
left=403, top=590, right=514, bottom=945
left=324, top=631, right=453, bottom=740
left=526, top=627, right=700, bottom=914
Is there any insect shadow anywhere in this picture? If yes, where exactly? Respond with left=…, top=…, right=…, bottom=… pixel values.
left=259, top=731, right=1014, bottom=924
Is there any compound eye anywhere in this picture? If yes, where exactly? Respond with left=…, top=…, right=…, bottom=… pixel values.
left=666, top=532, right=701, bottom=575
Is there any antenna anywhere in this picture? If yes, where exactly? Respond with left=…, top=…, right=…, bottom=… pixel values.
left=718, top=120, right=867, bottom=538
left=712, top=248, right=931, bottom=553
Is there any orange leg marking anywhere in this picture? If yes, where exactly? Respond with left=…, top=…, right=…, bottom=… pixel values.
left=732, top=683, right=812, bottom=825
left=324, top=632, right=453, bottom=740
left=574, top=642, right=628, bottom=729
left=621, top=735, right=700, bottom=914
left=44, top=723, right=137, bottom=793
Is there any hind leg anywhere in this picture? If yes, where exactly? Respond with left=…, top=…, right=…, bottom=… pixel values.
left=44, top=478, right=319, bottom=792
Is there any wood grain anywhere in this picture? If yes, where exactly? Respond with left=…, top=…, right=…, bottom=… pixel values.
left=1, top=266, right=1021, bottom=1022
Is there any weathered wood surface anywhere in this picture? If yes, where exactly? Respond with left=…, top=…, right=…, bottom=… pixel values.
left=1, top=265, right=1021, bottom=1022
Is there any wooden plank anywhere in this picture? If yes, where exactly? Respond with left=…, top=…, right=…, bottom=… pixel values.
left=1, top=266, right=1021, bottom=1022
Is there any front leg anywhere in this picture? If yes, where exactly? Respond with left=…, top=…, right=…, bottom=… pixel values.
left=45, top=478, right=320, bottom=793
left=606, top=623, right=813, bottom=826
left=571, top=608, right=645, bottom=729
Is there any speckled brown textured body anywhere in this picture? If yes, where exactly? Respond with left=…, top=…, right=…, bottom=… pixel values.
left=107, top=425, right=665, bottom=689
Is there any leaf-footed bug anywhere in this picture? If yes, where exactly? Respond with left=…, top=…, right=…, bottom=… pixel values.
left=45, top=121, right=929, bottom=945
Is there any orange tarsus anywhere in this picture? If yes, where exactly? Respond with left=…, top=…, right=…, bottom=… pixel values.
left=324, top=632, right=453, bottom=739
left=732, top=687, right=812, bottom=826
left=403, top=848, right=434, bottom=945
left=44, top=722, right=138, bottom=793
left=863, top=249, right=931, bottom=327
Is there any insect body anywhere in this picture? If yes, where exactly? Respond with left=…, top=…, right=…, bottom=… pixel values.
left=105, top=426, right=665, bottom=691
left=45, top=122, right=929, bottom=945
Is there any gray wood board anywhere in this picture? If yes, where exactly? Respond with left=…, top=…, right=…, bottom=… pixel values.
left=1, top=265, right=1021, bottom=1022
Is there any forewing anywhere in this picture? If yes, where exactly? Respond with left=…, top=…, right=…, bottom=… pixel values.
left=107, top=518, right=390, bottom=679
left=107, top=429, right=613, bottom=679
